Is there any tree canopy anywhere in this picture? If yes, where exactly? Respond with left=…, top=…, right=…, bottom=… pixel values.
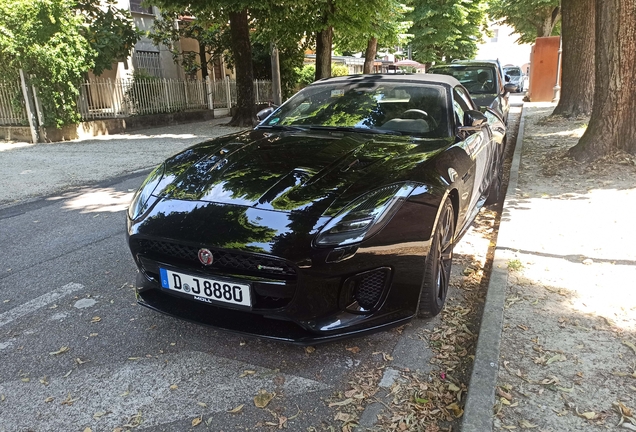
left=0, top=0, right=139, bottom=127
left=408, top=0, right=489, bottom=65
left=488, top=0, right=561, bottom=44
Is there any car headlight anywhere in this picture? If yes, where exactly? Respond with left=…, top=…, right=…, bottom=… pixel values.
left=128, top=163, right=165, bottom=220
left=315, top=184, right=414, bottom=247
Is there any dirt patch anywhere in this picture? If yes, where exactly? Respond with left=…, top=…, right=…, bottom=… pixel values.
left=494, top=104, right=636, bottom=431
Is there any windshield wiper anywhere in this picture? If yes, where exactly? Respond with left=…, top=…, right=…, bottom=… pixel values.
left=257, top=125, right=308, bottom=132
left=307, top=125, right=403, bottom=136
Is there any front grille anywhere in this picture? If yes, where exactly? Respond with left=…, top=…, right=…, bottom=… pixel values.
left=354, top=271, right=387, bottom=309
left=136, top=239, right=297, bottom=278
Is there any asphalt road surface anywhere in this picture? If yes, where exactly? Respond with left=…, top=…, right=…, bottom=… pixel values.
left=0, top=97, right=523, bottom=431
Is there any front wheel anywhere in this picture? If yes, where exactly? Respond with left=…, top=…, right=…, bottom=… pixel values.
left=418, top=197, right=455, bottom=318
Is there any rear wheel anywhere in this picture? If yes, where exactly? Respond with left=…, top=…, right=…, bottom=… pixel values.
left=418, top=197, right=455, bottom=318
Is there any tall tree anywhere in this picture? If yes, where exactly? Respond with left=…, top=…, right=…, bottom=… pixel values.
left=489, top=0, right=561, bottom=43
left=408, top=0, right=489, bottom=64
left=149, top=9, right=228, bottom=79
left=569, top=0, right=636, bottom=160
left=0, top=0, right=138, bottom=127
left=334, top=1, right=411, bottom=74
left=552, top=0, right=595, bottom=118
left=154, top=0, right=257, bottom=126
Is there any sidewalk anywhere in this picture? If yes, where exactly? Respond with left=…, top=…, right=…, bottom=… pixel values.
left=464, top=103, right=636, bottom=431
left=0, top=117, right=244, bottom=208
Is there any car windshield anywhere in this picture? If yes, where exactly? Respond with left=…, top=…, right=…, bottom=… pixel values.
left=504, top=67, right=521, bottom=77
left=429, top=66, right=497, bottom=95
left=260, top=81, right=450, bottom=138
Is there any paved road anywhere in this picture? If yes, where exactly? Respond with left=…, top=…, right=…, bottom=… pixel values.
left=0, top=175, right=409, bottom=431
left=0, top=99, right=523, bottom=431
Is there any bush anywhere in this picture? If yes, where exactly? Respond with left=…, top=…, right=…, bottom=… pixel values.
left=293, top=63, right=351, bottom=89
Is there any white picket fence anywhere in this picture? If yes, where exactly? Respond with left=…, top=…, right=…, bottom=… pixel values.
left=78, top=77, right=274, bottom=121
left=0, top=76, right=274, bottom=126
left=0, top=80, right=28, bottom=126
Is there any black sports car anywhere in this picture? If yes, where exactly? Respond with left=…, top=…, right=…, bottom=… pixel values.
left=127, top=74, right=506, bottom=344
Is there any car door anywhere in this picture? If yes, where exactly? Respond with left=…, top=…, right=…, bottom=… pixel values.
left=452, top=87, right=493, bottom=230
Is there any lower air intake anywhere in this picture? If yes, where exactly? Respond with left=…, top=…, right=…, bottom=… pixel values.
left=342, top=267, right=391, bottom=313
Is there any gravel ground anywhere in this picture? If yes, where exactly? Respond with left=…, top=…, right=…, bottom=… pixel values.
left=494, top=104, right=636, bottom=431
left=0, top=118, right=245, bottom=207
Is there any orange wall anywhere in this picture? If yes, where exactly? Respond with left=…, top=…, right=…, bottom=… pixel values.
left=528, top=36, right=561, bottom=102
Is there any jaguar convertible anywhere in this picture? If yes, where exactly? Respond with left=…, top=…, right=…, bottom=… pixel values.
left=126, top=74, right=506, bottom=343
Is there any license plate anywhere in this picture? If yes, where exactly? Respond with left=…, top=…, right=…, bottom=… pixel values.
left=159, top=268, right=251, bottom=307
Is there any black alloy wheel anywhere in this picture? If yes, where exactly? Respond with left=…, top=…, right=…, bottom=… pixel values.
left=418, top=197, right=455, bottom=318
left=485, top=148, right=504, bottom=205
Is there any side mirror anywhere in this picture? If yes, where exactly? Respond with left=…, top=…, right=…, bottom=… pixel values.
left=505, top=75, right=511, bottom=82
left=257, top=106, right=275, bottom=121
left=464, top=110, right=487, bottom=127
left=504, top=83, right=517, bottom=94
left=458, top=110, right=487, bottom=136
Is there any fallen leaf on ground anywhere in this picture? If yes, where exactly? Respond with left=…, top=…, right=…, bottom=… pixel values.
left=240, top=370, right=256, bottom=378
left=304, top=346, right=315, bottom=354
left=49, top=346, right=70, bottom=355
left=169, top=384, right=177, bottom=390
left=346, top=346, right=360, bottom=354
left=622, top=340, right=636, bottom=355
left=254, top=390, right=274, bottom=408
left=448, top=383, right=460, bottom=392
left=334, top=411, right=354, bottom=422
left=227, top=404, right=244, bottom=413
left=83, top=428, right=92, bottom=432
left=519, top=419, right=538, bottom=428
left=447, top=402, right=463, bottom=417
left=93, top=411, right=108, bottom=419
left=191, top=416, right=202, bottom=426
left=91, top=316, right=101, bottom=323
left=197, top=402, right=207, bottom=408
left=546, top=354, right=566, bottom=365
left=44, top=396, right=54, bottom=403
left=61, top=393, right=78, bottom=406
left=328, top=398, right=354, bottom=407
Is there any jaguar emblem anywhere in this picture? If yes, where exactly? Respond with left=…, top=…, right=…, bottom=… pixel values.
left=198, top=248, right=214, bottom=266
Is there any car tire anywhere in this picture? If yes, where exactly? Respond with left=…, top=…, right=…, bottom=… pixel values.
left=485, top=149, right=504, bottom=205
left=418, top=197, right=455, bottom=318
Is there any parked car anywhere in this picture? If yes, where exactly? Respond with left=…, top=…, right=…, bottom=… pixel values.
left=503, top=65, right=525, bottom=92
left=428, top=60, right=516, bottom=124
left=127, top=74, right=506, bottom=344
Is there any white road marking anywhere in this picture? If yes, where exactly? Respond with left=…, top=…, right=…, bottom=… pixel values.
left=0, top=351, right=329, bottom=431
left=0, top=282, right=84, bottom=328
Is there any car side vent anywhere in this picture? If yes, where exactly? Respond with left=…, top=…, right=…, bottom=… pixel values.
left=341, top=267, right=391, bottom=313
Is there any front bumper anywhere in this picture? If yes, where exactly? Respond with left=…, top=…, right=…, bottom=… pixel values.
left=128, top=197, right=440, bottom=344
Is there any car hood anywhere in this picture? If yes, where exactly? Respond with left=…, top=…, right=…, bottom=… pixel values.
left=471, top=94, right=497, bottom=109
left=156, top=129, right=451, bottom=216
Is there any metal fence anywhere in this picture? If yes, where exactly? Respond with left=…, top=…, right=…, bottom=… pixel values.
left=78, top=78, right=273, bottom=121
left=0, top=80, right=28, bottom=126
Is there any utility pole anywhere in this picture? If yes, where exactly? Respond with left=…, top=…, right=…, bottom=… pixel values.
left=270, top=43, right=282, bottom=105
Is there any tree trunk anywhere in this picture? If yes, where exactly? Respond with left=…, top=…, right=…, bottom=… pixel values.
left=315, top=27, right=333, bottom=80
left=363, top=37, right=377, bottom=74
left=569, top=0, right=636, bottom=161
left=199, top=42, right=208, bottom=80
left=552, top=0, right=594, bottom=117
left=227, top=9, right=255, bottom=127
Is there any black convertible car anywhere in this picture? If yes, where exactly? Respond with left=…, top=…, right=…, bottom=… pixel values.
left=127, top=74, right=506, bottom=343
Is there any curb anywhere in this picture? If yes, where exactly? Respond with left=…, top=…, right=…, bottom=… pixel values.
left=461, top=104, right=527, bottom=432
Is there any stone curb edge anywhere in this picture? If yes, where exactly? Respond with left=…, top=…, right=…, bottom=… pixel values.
left=461, top=103, right=527, bottom=432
